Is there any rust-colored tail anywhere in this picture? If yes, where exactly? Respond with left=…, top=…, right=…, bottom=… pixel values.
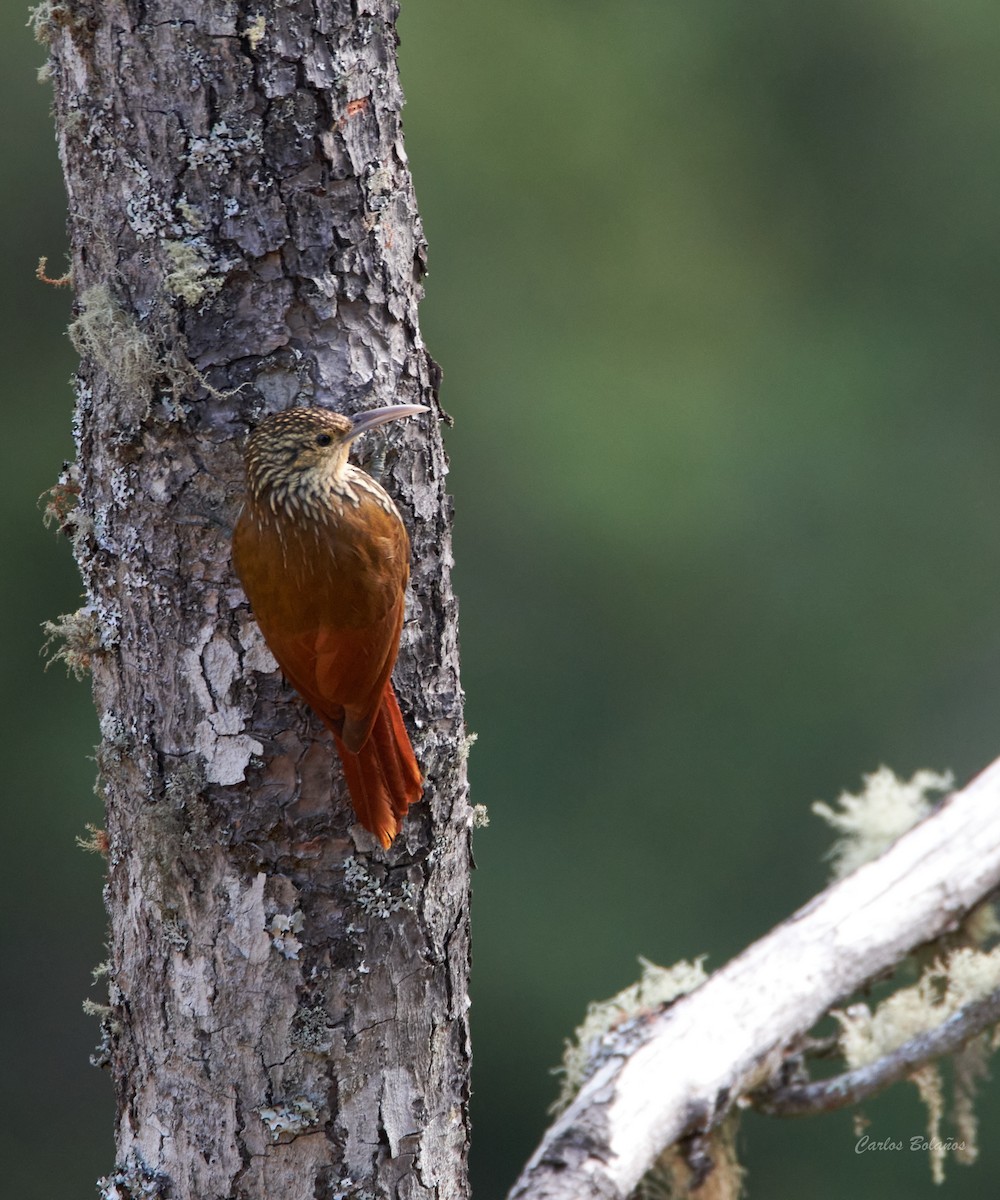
left=333, top=686, right=422, bottom=848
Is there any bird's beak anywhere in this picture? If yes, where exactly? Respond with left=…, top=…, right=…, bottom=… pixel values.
left=346, top=404, right=430, bottom=444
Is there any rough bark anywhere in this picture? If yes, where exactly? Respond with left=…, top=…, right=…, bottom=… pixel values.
left=42, top=3, right=471, bottom=1198
left=509, top=757, right=1000, bottom=1200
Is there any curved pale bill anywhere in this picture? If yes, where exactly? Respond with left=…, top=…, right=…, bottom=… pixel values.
left=346, top=404, right=430, bottom=443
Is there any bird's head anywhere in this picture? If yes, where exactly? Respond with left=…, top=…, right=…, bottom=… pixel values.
left=244, top=404, right=428, bottom=506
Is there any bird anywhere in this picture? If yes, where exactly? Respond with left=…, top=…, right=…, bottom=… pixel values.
left=232, top=403, right=428, bottom=848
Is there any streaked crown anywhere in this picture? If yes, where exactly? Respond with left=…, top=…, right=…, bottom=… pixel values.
left=244, top=408, right=354, bottom=504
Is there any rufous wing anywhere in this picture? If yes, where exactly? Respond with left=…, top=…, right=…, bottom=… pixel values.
left=233, top=501, right=421, bottom=845
left=256, top=592, right=404, bottom=748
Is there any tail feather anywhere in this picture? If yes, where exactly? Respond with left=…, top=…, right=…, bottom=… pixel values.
left=333, top=686, right=422, bottom=848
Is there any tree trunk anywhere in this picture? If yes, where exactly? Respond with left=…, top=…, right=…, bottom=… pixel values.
left=42, top=3, right=471, bottom=1197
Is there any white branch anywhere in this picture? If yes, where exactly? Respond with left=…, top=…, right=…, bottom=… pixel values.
left=508, top=756, right=1000, bottom=1200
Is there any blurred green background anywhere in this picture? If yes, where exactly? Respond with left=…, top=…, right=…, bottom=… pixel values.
left=6, top=1, right=1000, bottom=1195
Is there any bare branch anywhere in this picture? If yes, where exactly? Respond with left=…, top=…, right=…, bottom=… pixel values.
left=753, top=985, right=1000, bottom=1117
left=508, top=757, right=1000, bottom=1200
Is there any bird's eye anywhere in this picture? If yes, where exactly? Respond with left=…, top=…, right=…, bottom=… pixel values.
left=315, top=433, right=333, bottom=447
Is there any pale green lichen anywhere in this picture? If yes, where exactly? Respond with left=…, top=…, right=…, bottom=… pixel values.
left=258, top=1098, right=319, bottom=1141
left=83, top=966, right=124, bottom=1074
left=243, top=14, right=266, bottom=49
left=26, top=2, right=51, bottom=42
left=162, top=761, right=211, bottom=848
left=267, top=910, right=305, bottom=960
left=27, top=1, right=57, bottom=43
left=163, top=239, right=223, bottom=305
left=163, top=760, right=206, bottom=806
left=952, top=1036, right=990, bottom=1167
left=76, top=823, right=109, bottom=855
left=98, top=711, right=130, bottom=759
left=343, top=856, right=416, bottom=919
left=175, top=198, right=205, bottom=230
left=41, top=607, right=103, bottom=679
left=40, top=465, right=96, bottom=558
left=98, top=1153, right=169, bottom=1200
left=291, top=1004, right=336, bottom=1054
left=137, top=765, right=215, bottom=887
left=553, top=956, right=708, bottom=1114
left=837, top=947, right=1000, bottom=1068
left=67, top=283, right=207, bottom=416
left=69, top=285, right=160, bottom=393
left=912, top=1064, right=948, bottom=1184
left=161, top=911, right=190, bottom=952
left=812, top=766, right=952, bottom=879
left=28, top=1, right=92, bottom=43
left=332, top=1180, right=375, bottom=1200
left=186, top=120, right=262, bottom=172
left=836, top=945, right=1000, bottom=1182
left=39, top=468, right=80, bottom=533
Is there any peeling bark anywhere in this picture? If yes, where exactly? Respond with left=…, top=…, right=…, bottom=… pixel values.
left=43, top=3, right=471, bottom=1197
